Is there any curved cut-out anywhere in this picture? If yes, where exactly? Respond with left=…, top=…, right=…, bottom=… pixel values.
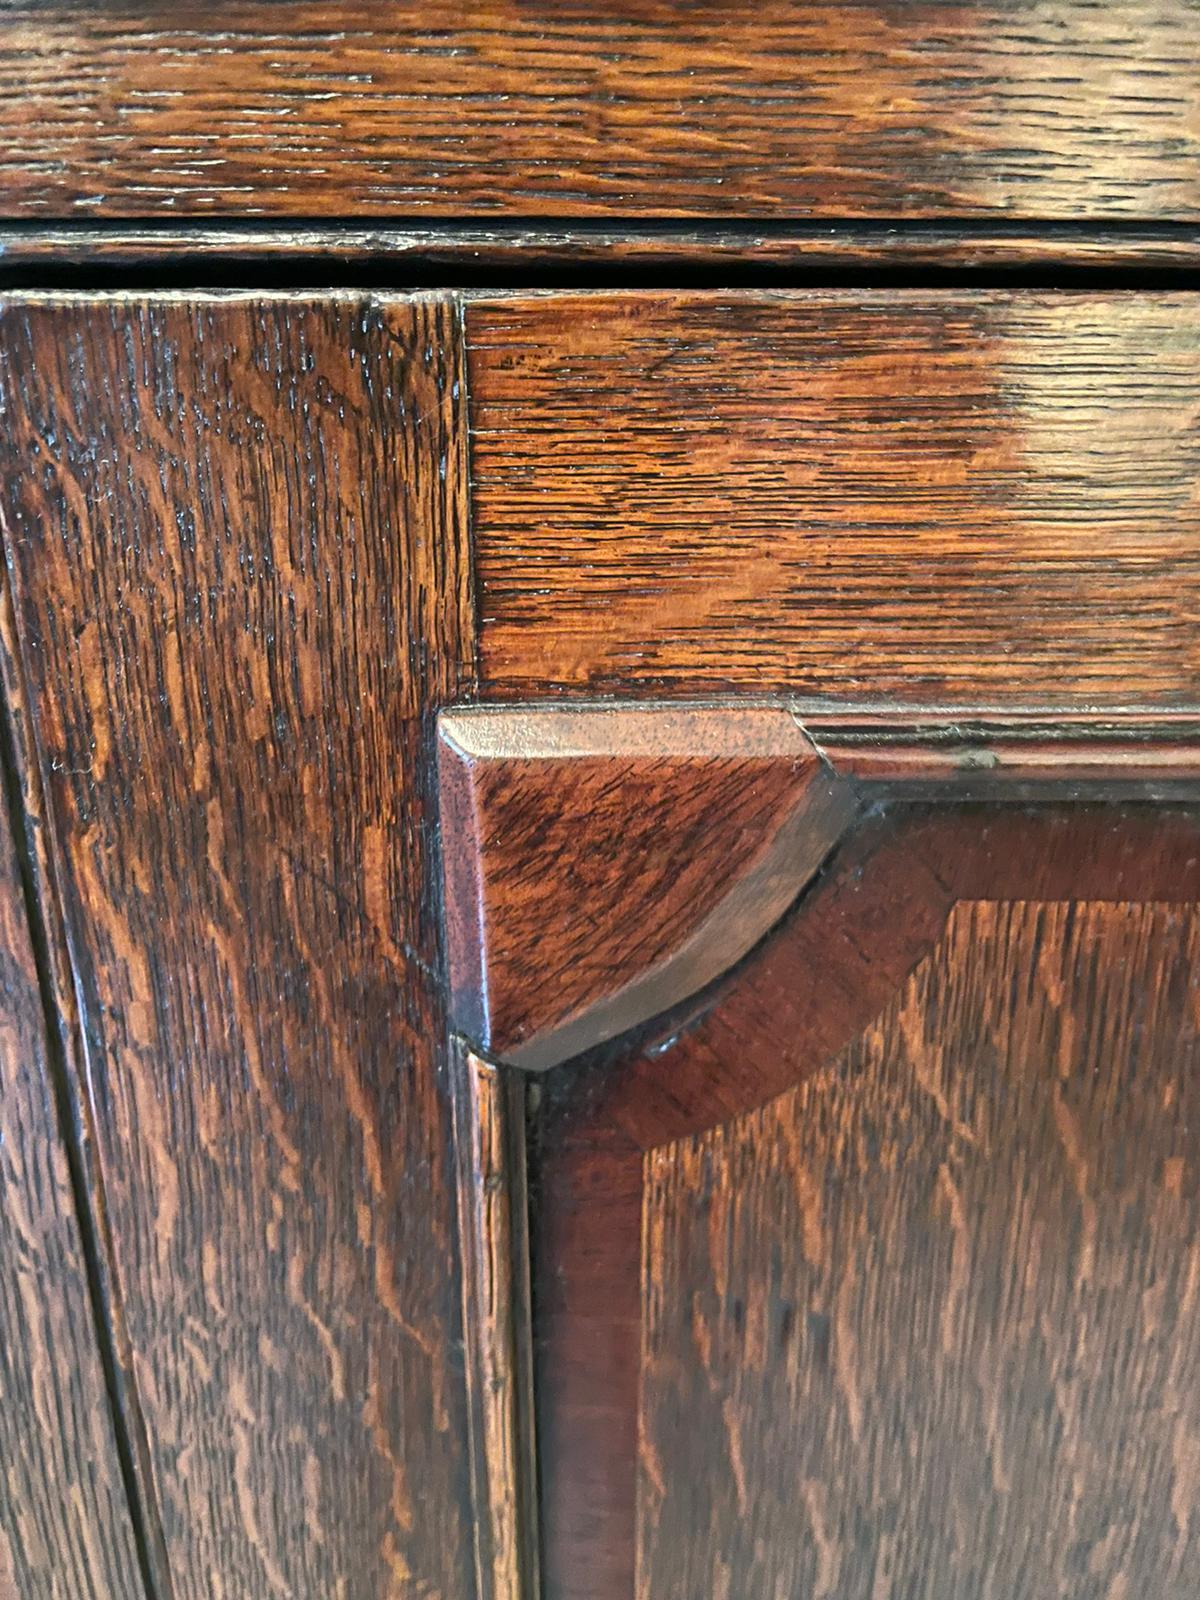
left=438, top=705, right=859, bottom=1070
left=439, top=706, right=1200, bottom=1073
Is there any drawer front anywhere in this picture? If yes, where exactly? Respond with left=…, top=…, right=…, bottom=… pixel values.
left=4, top=5, right=1199, bottom=220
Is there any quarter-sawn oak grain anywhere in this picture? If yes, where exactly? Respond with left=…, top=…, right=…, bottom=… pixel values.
left=468, top=291, right=1200, bottom=706
left=642, top=894, right=1200, bottom=1600
left=3, top=3, right=1199, bottom=219
left=0, top=710, right=148, bottom=1600
left=0, top=293, right=475, bottom=1600
left=530, top=800, right=1200, bottom=1600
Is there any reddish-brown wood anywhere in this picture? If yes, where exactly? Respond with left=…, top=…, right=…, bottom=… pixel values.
left=0, top=292, right=475, bottom=1599
left=532, top=800, right=1200, bottom=1600
left=452, top=1043, right=539, bottom=1600
left=467, top=291, right=1200, bottom=706
left=440, top=708, right=1200, bottom=1070
left=641, top=891, right=1200, bottom=1599
left=439, top=706, right=854, bottom=1069
left=439, top=705, right=1200, bottom=1599
left=3, top=4, right=1199, bottom=219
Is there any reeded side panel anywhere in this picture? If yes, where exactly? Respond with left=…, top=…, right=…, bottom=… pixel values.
left=0, top=294, right=475, bottom=1599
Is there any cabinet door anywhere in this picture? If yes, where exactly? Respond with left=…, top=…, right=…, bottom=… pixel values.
left=442, top=708, right=1200, bottom=1600
left=448, top=288, right=1200, bottom=1600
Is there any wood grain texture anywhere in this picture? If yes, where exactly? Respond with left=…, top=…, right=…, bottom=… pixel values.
left=452, top=1046, right=539, bottom=1600
left=642, top=896, right=1200, bottom=1600
left=0, top=696, right=148, bottom=1599
left=468, top=291, right=1200, bottom=706
left=532, top=802, right=1200, bottom=1600
left=2, top=4, right=1199, bottom=219
left=0, top=293, right=475, bottom=1599
left=438, top=706, right=854, bottom=1069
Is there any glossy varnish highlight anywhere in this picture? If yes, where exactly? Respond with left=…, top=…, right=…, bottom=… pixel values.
left=468, top=291, right=1200, bottom=705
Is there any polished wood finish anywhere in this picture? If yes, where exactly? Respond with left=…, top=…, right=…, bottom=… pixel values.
left=0, top=706, right=147, bottom=1598
left=453, top=1045, right=539, bottom=1600
left=438, top=706, right=1200, bottom=1599
left=468, top=291, right=1200, bottom=706
left=441, top=707, right=1200, bottom=1069
left=642, top=892, right=1200, bottom=1599
left=4, top=4, right=1199, bottom=219
left=532, top=799, right=1200, bottom=1600
left=0, top=293, right=475, bottom=1599
left=438, top=706, right=853, bottom=1069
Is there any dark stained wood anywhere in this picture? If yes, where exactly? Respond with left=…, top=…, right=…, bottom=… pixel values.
left=467, top=291, right=1200, bottom=706
left=438, top=706, right=855, bottom=1069
left=0, top=684, right=149, bottom=1598
left=530, top=800, right=1200, bottom=1599
left=0, top=293, right=476, bottom=1599
left=3, top=4, right=1199, bottom=219
left=641, top=892, right=1200, bottom=1600
left=4, top=223, right=1200, bottom=280
left=452, top=1044, right=539, bottom=1600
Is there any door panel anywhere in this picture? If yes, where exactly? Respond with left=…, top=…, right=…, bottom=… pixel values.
left=439, top=705, right=1200, bottom=1599
left=642, top=894, right=1200, bottom=1599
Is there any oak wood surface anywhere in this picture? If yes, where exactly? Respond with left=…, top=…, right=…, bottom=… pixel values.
left=0, top=292, right=475, bottom=1599
left=439, top=706, right=853, bottom=1069
left=467, top=291, right=1200, bottom=706
left=0, top=694, right=148, bottom=1599
left=642, top=894, right=1200, bottom=1599
left=3, top=4, right=1199, bottom=220
left=532, top=801, right=1200, bottom=1599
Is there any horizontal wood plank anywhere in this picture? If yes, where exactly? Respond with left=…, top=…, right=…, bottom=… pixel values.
left=3, top=3, right=1198, bottom=219
left=468, top=291, right=1200, bottom=707
left=4, top=224, right=1200, bottom=280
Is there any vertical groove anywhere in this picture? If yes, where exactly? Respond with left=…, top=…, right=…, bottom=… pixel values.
left=456, top=291, right=484, bottom=698
left=452, top=1040, right=541, bottom=1600
left=0, top=563, right=175, bottom=1600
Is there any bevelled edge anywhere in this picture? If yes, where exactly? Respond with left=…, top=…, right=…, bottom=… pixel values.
left=451, top=1045, right=539, bottom=1600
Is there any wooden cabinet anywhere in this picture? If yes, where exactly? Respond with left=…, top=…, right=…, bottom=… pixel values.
left=0, top=9, right=1199, bottom=1600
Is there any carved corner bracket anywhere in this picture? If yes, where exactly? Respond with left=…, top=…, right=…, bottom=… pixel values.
left=438, top=704, right=859, bottom=1072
